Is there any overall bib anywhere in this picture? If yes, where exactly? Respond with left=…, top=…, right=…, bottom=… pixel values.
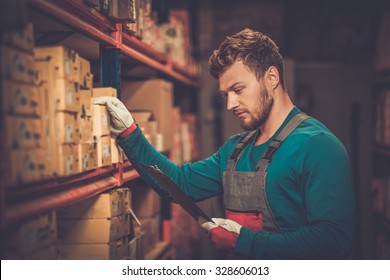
left=223, top=113, right=310, bottom=257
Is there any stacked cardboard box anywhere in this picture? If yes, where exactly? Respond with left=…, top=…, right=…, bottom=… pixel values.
left=122, top=79, right=173, bottom=152
left=34, top=46, right=81, bottom=177
left=129, top=180, right=162, bottom=258
left=57, top=187, right=132, bottom=259
left=91, top=87, right=122, bottom=167
left=1, top=23, right=48, bottom=187
left=4, top=210, right=58, bottom=259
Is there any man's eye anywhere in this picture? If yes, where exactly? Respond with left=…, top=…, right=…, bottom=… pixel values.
left=235, top=88, right=243, bottom=94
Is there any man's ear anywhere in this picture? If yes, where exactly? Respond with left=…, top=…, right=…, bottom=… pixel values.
left=266, top=66, right=280, bottom=90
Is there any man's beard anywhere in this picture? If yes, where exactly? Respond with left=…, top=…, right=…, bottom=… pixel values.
left=240, top=88, right=274, bottom=131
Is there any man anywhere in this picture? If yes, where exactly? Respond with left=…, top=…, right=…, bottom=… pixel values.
left=94, top=28, right=355, bottom=259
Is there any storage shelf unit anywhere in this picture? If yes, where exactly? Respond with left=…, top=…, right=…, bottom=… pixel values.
left=2, top=0, right=199, bottom=231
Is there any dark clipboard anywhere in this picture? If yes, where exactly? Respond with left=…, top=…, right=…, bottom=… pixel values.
left=140, top=163, right=213, bottom=224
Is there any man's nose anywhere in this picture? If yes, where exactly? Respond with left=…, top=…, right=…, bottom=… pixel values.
left=226, top=94, right=238, bottom=111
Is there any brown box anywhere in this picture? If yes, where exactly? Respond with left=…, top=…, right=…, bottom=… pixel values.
left=111, top=136, right=122, bottom=164
left=1, top=46, right=35, bottom=84
left=138, top=214, right=161, bottom=256
left=92, top=104, right=110, bottom=137
left=55, top=112, right=80, bottom=144
left=6, top=148, right=48, bottom=186
left=5, top=116, right=43, bottom=149
left=35, top=59, right=80, bottom=112
left=57, top=144, right=80, bottom=177
left=121, top=79, right=173, bottom=152
left=57, top=188, right=131, bottom=219
left=78, top=142, right=97, bottom=172
left=1, top=80, right=41, bottom=116
left=79, top=89, right=92, bottom=117
left=25, top=244, right=58, bottom=260
left=79, top=56, right=93, bottom=89
left=131, top=183, right=161, bottom=218
left=1, top=23, right=35, bottom=52
left=95, top=135, right=112, bottom=167
left=79, top=115, right=93, bottom=143
left=60, top=237, right=128, bottom=260
left=58, top=212, right=131, bottom=244
left=92, top=87, right=117, bottom=98
left=34, top=46, right=79, bottom=82
left=4, top=211, right=57, bottom=256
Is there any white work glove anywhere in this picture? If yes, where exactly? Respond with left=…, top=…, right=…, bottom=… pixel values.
left=93, top=96, right=134, bottom=136
left=200, top=218, right=242, bottom=250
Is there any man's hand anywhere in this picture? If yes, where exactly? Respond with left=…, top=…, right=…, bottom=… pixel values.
left=200, top=218, right=242, bottom=250
left=94, top=96, right=134, bottom=136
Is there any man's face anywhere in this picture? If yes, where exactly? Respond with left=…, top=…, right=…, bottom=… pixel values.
left=218, top=60, right=273, bottom=130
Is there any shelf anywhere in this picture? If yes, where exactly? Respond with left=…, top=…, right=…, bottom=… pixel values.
left=4, top=162, right=140, bottom=228
left=27, top=0, right=199, bottom=87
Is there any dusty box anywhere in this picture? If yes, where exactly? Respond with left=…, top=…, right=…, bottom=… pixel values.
left=25, top=244, right=58, bottom=260
left=131, top=183, right=161, bottom=218
left=57, top=187, right=131, bottom=219
left=111, top=137, right=122, bottom=164
left=1, top=23, right=35, bottom=52
left=55, top=112, right=80, bottom=144
left=35, top=60, right=80, bottom=112
left=5, top=211, right=57, bottom=256
left=79, top=115, right=93, bottom=143
left=79, top=89, right=92, bottom=117
left=92, top=87, right=117, bottom=98
left=108, top=0, right=136, bottom=22
left=92, top=104, right=110, bottom=137
left=95, top=135, right=112, bottom=167
left=1, top=80, right=41, bottom=116
left=60, top=237, right=128, bottom=260
left=5, top=116, right=43, bottom=149
left=34, top=46, right=79, bottom=82
left=121, top=79, right=173, bottom=152
left=6, top=148, right=48, bottom=187
left=1, top=46, right=35, bottom=84
left=58, top=212, right=131, bottom=244
left=78, top=142, right=97, bottom=172
left=137, top=214, right=161, bottom=256
left=57, top=144, right=80, bottom=177
left=79, top=56, right=93, bottom=89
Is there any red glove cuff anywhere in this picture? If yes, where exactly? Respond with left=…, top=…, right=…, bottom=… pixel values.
left=119, top=122, right=137, bottom=139
left=208, top=226, right=239, bottom=250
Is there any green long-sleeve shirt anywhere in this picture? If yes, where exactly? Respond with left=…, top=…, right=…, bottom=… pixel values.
left=117, top=107, right=355, bottom=259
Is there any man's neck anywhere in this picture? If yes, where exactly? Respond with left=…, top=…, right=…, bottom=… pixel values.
left=255, top=92, right=294, bottom=145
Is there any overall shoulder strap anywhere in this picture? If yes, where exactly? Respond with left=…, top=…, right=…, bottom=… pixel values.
left=256, top=113, right=311, bottom=172
left=226, top=130, right=257, bottom=171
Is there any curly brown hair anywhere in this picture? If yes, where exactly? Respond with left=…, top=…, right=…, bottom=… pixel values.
left=209, top=28, right=285, bottom=89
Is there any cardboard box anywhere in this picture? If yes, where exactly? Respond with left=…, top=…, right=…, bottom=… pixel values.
left=111, top=137, right=121, bottom=164
left=1, top=80, right=41, bottom=116
left=79, top=56, right=93, bottom=89
left=25, top=244, right=58, bottom=260
left=60, top=237, right=128, bottom=260
left=95, top=135, right=112, bottom=167
left=35, top=60, right=80, bottom=112
left=92, top=104, right=110, bottom=137
left=130, top=183, right=161, bottom=218
left=5, top=211, right=57, bottom=256
left=121, top=79, right=173, bottom=151
left=5, top=116, right=43, bottom=149
left=57, top=144, right=79, bottom=177
left=1, top=23, right=35, bottom=52
left=55, top=112, right=79, bottom=144
left=34, top=46, right=79, bottom=82
left=108, top=0, right=136, bottom=22
left=92, top=87, right=117, bottom=98
left=79, top=115, right=93, bottom=143
left=79, top=89, right=92, bottom=117
left=1, top=46, right=35, bottom=84
left=77, top=142, right=97, bottom=172
left=6, top=148, right=48, bottom=186
left=137, top=214, right=161, bottom=256
left=57, top=187, right=131, bottom=219
left=58, top=212, right=131, bottom=244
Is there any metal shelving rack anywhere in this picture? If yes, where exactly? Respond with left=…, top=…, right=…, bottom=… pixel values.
left=2, top=0, right=199, bottom=233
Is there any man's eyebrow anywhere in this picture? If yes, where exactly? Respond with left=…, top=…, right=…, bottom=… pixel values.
left=219, top=82, right=243, bottom=93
